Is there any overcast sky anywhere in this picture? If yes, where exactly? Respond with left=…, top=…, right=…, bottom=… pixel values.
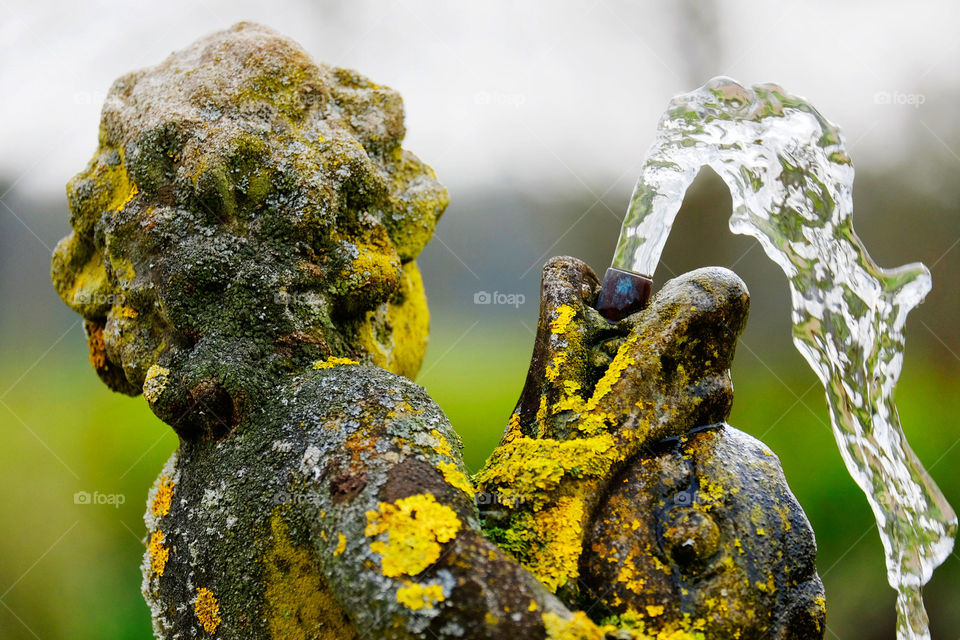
left=1, top=0, right=958, bottom=203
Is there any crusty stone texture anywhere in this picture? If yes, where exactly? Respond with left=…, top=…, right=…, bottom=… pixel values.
left=51, top=21, right=446, bottom=438
left=53, top=22, right=824, bottom=640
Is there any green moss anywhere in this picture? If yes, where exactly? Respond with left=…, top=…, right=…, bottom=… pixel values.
left=235, top=68, right=311, bottom=120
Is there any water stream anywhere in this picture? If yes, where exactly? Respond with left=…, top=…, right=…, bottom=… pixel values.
left=612, top=77, right=957, bottom=640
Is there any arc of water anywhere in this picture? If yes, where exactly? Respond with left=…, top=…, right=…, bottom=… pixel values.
left=612, top=77, right=956, bottom=640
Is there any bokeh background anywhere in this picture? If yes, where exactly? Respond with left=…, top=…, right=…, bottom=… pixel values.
left=1, top=1, right=958, bottom=638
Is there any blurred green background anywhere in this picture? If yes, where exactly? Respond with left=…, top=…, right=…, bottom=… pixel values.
left=2, top=2, right=959, bottom=639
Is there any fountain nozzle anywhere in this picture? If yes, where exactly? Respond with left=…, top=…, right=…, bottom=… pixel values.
left=595, top=268, right=653, bottom=323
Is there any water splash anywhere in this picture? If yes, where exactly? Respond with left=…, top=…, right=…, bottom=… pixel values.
left=613, top=77, right=957, bottom=640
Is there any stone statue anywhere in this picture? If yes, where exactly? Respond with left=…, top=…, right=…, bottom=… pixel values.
left=52, top=22, right=825, bottom=640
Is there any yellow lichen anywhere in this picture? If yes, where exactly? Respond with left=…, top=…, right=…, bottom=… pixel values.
left=395, top=581, right=445, bottom=610
left=194, top=587, right=222, bottom=634
left=313, top=356, right=360, bottom=369
left=334, top=533, right=347, bottom=556
left=117, top=183, right=139, bottom=211
left=527, top=496, right=584, bottom=592
left=586, top=332, right=639, bottom=410
left=696, top=476, right=726, bottom=511
left=364, top=493, right=461, bottom=577
left=67, top=146, right=138, bottom=224
left=431, top=430, right=453, bottom=457
left=472, top=433, right=618, bottom=508
left=56, top=242, right=111, bottom=313
left=151, top=476, right=175, bottom=517
left=544, top=352, right=567, bottom=382
left=534, top=398, right=550, bottom=437
left=437, top=460, right=476, bottom=497
left=142, top=364, right=170, bottom=404
left=356, top=261, right=430, bottom=380
left=148, top=530, right=169, bottom=576
left=542, top=611, right=613, bottom=640
left=550, top=304, right=576, bottom=335
left=265, top=514, right=358, bottom=639
left=110, top=255, right=137, bottom=285
left=615, top=555, right=647, bottom=594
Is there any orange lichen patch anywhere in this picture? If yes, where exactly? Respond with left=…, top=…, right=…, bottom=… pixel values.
left=344, top=433, right=379, bottom=467
left=364, top=493, right=461, bottom=577
left=151, top=476, right=175, bottom=517
left=437, top=461, right=475, bottom=497
left=313, top=356, right=360, bottom=369
left=86, top=322, right=108, bottom=370
left=194, top=587, right=222, bottom=634
left=527, top=496, right=584, bottom=592
left=148, top=530, right=169, bottom=576
left=395, top=581, right=445, bottom=610
left=334, top=533, right=347, bottom=556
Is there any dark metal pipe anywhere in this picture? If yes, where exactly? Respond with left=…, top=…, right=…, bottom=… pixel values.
left=595, top=268, right=653, bottom=323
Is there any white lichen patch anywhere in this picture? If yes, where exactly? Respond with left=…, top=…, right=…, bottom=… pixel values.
left=300, top=445, right=322, bottom=475
left=272, top=440, right=294, bottom=453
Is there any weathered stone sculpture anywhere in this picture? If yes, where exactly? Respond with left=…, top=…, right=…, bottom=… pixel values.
left=52, top=22, right=825, bottom=640
left=477, top=258, right=825, bottom=639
